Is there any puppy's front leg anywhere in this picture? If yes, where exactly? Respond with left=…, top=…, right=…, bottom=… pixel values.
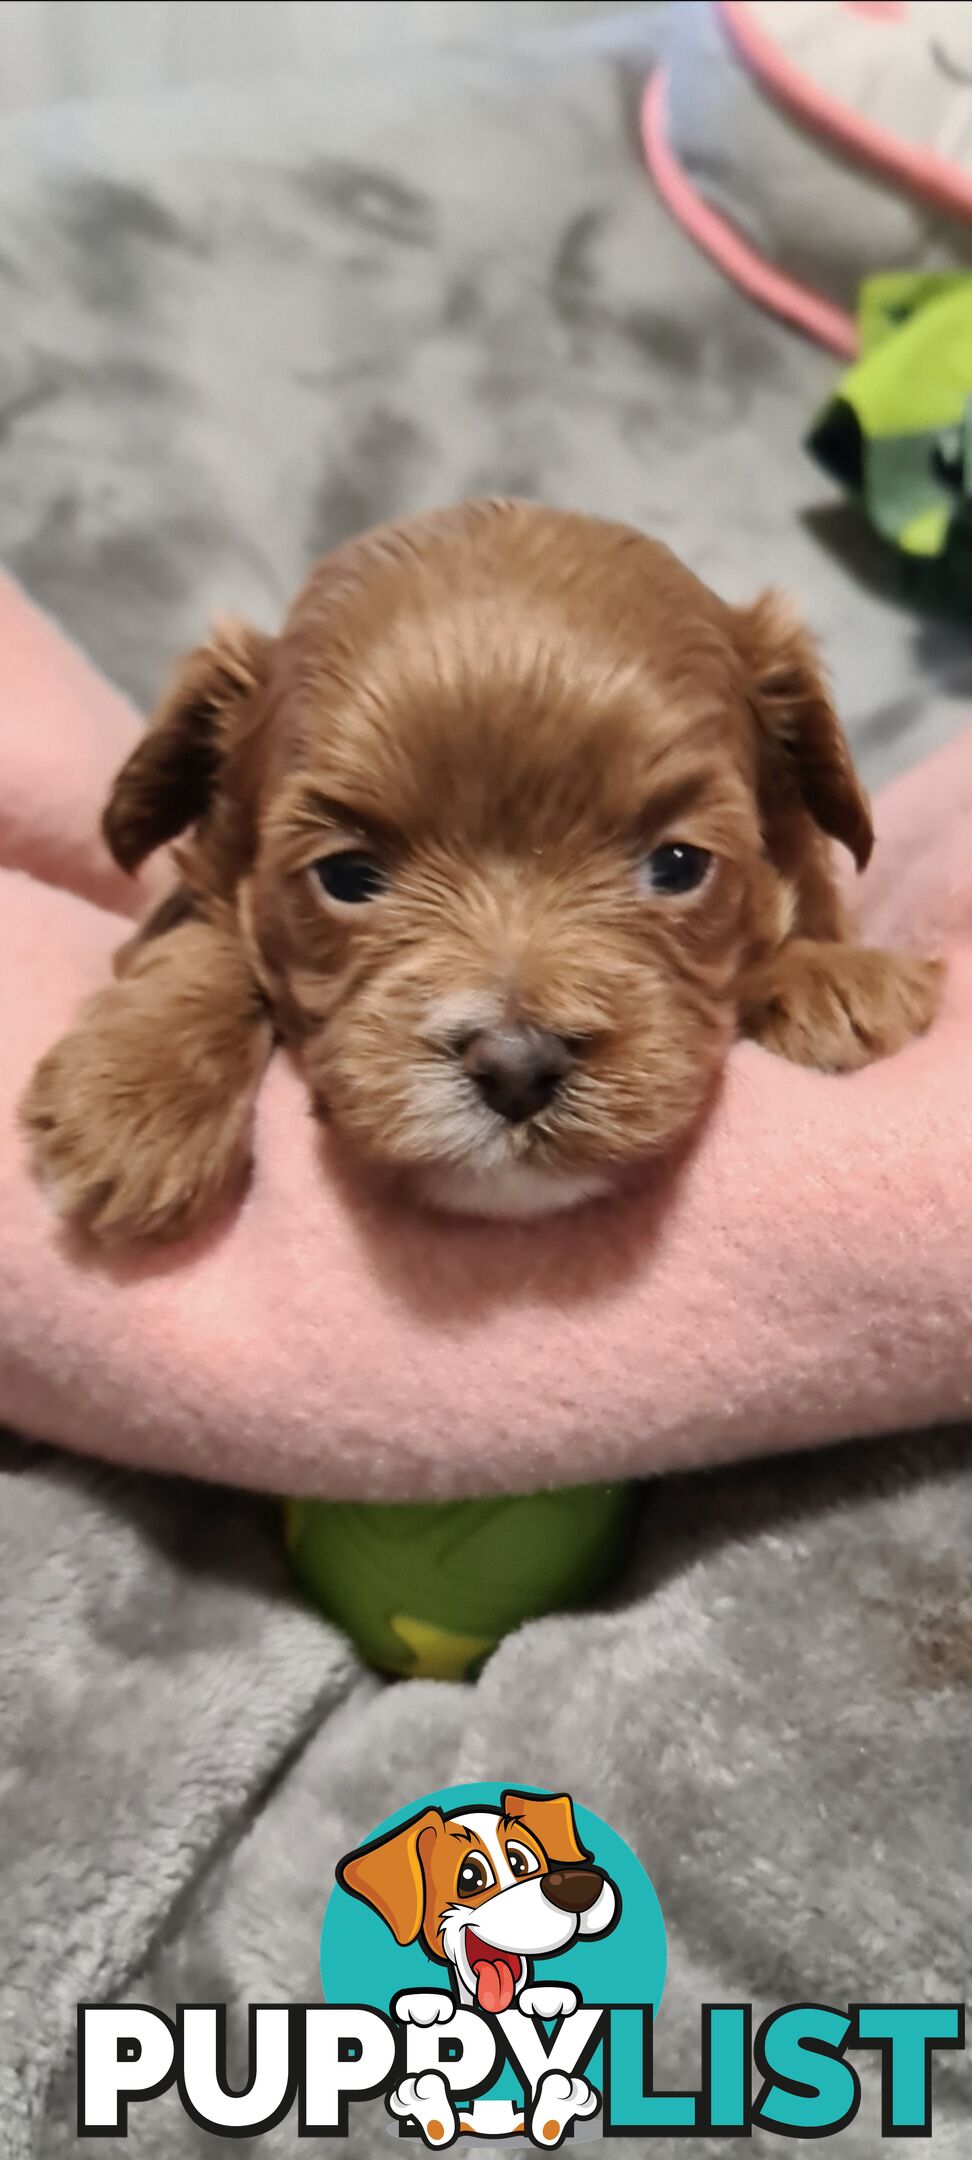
left=21, top=918, right=272, bottom=1245
left=739, top=939, right=942, bottom=1074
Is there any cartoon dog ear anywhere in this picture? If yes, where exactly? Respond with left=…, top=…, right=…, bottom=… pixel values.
left=337, top=1808, right=444, bottom=1946
left=102, top=618, right=272, bottom=875
left=501, top=1791, right=590, bottom=1867
left=738, top=589, right=873, bottom=873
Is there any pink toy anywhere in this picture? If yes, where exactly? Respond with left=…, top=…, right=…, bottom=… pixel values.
left=0, top=573, right=969, bottom=1501
left=643, top=1, right=972, bottom=355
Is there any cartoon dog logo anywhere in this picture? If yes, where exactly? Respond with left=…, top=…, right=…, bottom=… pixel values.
left=338, top=1788, right=619, bottom=2143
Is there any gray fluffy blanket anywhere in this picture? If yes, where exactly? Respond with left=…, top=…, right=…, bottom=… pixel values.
left=1, top=29, right=969, bottom=2157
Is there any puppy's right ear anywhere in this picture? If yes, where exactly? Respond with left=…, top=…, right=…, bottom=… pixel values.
left=337, top=1808, right=444, bottom=1947
left=102, top=618, right=271, bottom=875
left=738, top=591, right=873, bottom=872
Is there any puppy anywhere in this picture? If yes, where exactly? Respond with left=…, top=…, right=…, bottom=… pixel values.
left=339, top=1789, right=616, bottom=2143
left=21, top=500, right=940, bottom=1244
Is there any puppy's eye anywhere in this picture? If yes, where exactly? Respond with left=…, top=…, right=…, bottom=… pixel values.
left=457, top=1853, right=494, bottom=1897
left=641, top=841, right=712, bottom=896
left=313, top=850, right=387, bottom=906
left=506, top=1842, right=540, bottom=1880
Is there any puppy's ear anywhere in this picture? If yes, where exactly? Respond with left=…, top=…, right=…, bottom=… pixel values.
left=501, top=1791, right=589, bottom=1868
left=337, top=1808, right=444, bottom=1946
left=103, top=618, right=271, bottom=875
left=739, top=591, right=873, bottom=872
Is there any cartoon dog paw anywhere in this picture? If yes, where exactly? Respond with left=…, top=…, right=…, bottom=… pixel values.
left=530, top=2071, right=599, bottom=2147
left=517, top=1984, right=579, bottom=2022
left=389, top=2071, right=458, bottom=2147
left=394, top=1991, right=456, bottom=2026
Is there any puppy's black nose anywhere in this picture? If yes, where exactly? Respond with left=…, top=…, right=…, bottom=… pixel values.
left=540, top=1867, right=604, bottom=1914
left=462, top=1025, right=573, bottom=1124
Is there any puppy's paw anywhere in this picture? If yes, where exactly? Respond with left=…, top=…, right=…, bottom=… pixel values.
left=740, top=941, right=942, bottom=1074
left=529, top=2071, right=599, bottom=2147
left=21, top=920, right=272, bottom=1247
left=21, top=1020, right=253, bottom=1246
left=388, top=2072, right=457, bottom=2147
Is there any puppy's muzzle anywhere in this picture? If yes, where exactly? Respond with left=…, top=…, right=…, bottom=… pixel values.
left=540, top=1866, right=605, bottom=1914
left=462, top=1024, right=574, bottom=1125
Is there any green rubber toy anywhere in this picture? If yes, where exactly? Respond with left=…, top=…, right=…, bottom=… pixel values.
left=284, top=1483, right=636, bottom=1679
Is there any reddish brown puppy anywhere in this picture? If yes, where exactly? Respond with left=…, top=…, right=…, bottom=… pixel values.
left=21, top=500, right=940, bottom=1243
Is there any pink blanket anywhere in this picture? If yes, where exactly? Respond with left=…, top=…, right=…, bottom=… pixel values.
left=1, top=575, right=969, bottom=1500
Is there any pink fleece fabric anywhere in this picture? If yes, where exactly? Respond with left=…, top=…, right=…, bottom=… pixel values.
left=0, top=575, right=969, bottom=1501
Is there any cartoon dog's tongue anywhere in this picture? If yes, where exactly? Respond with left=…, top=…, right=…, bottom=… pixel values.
left=474, top=1957, right=514, bottom=2014
left=466, top=1932, right=521, bottom=2014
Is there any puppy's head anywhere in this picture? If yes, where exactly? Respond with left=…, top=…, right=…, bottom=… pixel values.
left=104, top=501, right=871, bottom=1218
left=338, top=1790, right=618, bottom=2010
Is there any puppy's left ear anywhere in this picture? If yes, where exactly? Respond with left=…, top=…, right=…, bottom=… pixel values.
left=738, top=591, right=873, bottom=872
left=501, top=1791, right=590, bottom=1867
left=103, top=618, right=272, bottom=876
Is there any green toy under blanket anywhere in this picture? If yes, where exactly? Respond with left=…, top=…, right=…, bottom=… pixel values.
left=285, top=1483, right=635, bottom=1679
